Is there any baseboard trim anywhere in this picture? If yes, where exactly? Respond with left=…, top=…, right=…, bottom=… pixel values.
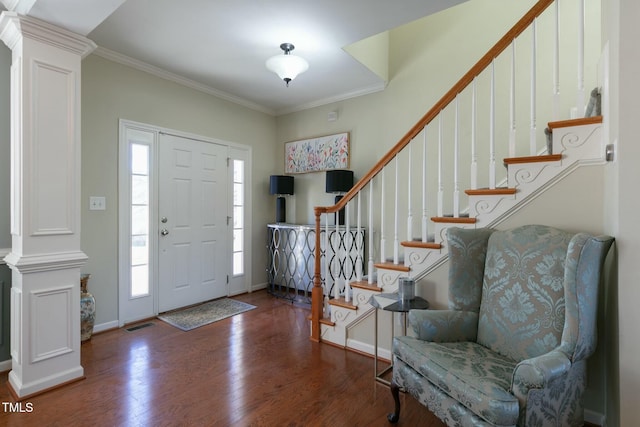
left=585, top=409, right=604, bottom=426
left=93, top=320, right=119, bottom=334
left=251, top=282, right=268, bottom=292
left=0, top=359, right=11, bottom=373
left=346, top=338, right=391, bottom=362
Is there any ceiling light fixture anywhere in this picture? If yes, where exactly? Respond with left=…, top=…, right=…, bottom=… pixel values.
left=266, top=43, right=309, bottom=87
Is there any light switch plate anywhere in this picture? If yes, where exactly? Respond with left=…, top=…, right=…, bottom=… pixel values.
left=89, top=196, right=106, bottom=211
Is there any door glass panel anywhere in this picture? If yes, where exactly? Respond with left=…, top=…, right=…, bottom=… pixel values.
left=233, top=206, right=243, bottom=228
left=132, top=175, right=149, bottom=204
left=131, top=144, right=149, bottom=174
left=233, top=252, right=243, bottom=276
left=233, top=229, right=243, bottom=252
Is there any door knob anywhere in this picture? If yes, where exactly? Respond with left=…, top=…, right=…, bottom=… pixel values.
left=160, top=229, right=169, bottom=236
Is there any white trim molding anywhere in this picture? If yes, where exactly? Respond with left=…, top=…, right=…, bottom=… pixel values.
left=4, top=251, right=88, bottom=273
left=94, top=47, right=273, bottom=115
left=0, top=12, right=96, bottom=57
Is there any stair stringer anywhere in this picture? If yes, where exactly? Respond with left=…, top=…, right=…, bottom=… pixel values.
left=472, top=122, right=604, bottom=228
left=319, top=121, right=604, bottom=350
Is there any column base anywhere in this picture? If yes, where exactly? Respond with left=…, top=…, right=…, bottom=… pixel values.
left=8, top=367, right=85, bottom=400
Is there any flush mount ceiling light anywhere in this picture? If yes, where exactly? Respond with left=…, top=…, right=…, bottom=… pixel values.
left=266, top=43, right=309, bottom=87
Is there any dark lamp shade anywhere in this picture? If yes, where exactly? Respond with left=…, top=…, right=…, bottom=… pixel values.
left=326, top=170, right=354, bottom=193
left=269, top=175, right=294, bottom=195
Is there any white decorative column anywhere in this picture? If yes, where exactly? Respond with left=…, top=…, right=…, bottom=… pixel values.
left=0, top=12, right=95, bottom=398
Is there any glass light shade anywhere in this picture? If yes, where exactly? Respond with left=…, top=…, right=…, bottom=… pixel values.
left=266, top=54, right=309, bottom=82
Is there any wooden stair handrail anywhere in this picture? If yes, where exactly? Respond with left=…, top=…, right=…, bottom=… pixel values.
left=314, top=0, right=554, bottom=216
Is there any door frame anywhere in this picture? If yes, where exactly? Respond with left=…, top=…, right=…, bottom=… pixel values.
left=118, top=119, right=252, bottom=326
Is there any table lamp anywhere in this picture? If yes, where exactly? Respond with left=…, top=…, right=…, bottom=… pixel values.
left=269, top=175, right=294, bottom=223
left=325, top=169, right=353, bottom=225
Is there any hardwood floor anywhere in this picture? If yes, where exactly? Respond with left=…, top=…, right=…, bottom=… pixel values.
left=0, top=290, right=444, bottom=426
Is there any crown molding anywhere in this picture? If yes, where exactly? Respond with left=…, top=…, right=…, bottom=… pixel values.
left=0, top=11, right=96, bottom=57
left=274, top=81, right=387, bottom=116
left=93, top=46, right=389, bottom=117
left=92, top=46, right=276, bottom=116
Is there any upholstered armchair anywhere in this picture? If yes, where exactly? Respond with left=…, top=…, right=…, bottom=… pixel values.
left=388, top=225, right=613, bottom=427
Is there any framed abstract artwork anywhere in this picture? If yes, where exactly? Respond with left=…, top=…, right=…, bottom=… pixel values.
left=285, top=132, right=349, bottom=174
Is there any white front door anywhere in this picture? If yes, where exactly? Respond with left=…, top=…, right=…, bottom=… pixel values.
left=158, top=134, right=228, bottom=312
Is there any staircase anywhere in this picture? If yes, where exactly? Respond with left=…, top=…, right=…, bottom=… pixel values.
left=309, top=0, right=606, bottom=350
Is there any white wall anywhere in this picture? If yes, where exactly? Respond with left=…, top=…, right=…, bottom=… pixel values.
left=81, top=54, right=278, bottom=327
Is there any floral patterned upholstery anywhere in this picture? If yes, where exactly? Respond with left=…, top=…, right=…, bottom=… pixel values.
left=389, top=225, right=614, bottom=426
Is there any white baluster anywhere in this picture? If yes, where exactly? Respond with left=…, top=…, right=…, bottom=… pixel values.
left=324, top=214, right=330, bottom=298
left=490, top=60, right=496, bottom=189
left=576, top=0, right=585, bottom=116
left=393, top=156, right=399, bottom=265
left=333, top=221, right=340, bottom=299
left=553, top=0, right=560, bottom=120
left=437, top=114, right=444, bottom=217
left=509, top=40, right=517, bottom=158
left=422, top=128, right=428, bottom=242
left=368, top=182, right=374, bottom=284
left=356, top=192, right=362, bottom=283
left=407, top=144, right=413, bottom=241
left=471, top=79, right=478, bottom=190
left=453, top=96, right=460, bottom=218
left=530, top=18, right=537, bottom=156
left=345, top=199, right=350, bottom=296
left=380, top=169, right=386, bottom=263
left=345, top=281, right=351, bottom=303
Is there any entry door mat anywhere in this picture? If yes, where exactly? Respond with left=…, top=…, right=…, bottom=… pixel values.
left=158, top=298, right=256, bottom=331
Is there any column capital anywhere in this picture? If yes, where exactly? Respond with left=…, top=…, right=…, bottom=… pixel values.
left=0, top=11, right=96, bottom=57
left=4, top=250, right=87, bottom=274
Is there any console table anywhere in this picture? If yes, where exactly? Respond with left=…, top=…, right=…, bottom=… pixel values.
left=267, top=223, right=365, bottom=304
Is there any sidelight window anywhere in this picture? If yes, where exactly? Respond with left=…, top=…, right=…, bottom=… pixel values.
left=130, top=143, right=150, bottom=297
left=232, top=159, right=245, bottom=276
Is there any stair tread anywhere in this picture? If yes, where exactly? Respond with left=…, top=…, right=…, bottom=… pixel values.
left=401, top=240, right=442, bottom=249
left=328, top=297, right=357, bottom=310
left=465, top=187, right=517, bottom=196
left=319, top=317, right=335, bottom=326
left=374, top=262, right=410, bottom=272
left=431, top=216, right=477, bottom=224
left=350, top=281, right=383, bottom=292
left=548, top=115, right=602, bottom=130
left=503, top=154, right=562, bottom=165
left=308, top=315, right=336, bottom=327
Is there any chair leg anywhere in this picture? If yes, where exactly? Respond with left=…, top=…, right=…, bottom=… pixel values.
left=387, top=379, right=401, bottom=423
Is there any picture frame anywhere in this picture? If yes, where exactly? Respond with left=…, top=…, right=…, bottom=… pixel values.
left=285, top=132, right=349, bottom=174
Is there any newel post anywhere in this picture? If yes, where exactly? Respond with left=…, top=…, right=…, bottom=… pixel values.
left=310, top=208, right=323, bottom=342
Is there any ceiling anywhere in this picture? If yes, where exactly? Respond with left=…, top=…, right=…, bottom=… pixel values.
left=2, top=0, right=467, bottom=115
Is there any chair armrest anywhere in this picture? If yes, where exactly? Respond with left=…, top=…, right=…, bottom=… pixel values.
left=407, top=309, right=478, bottom=342
left=511, top=350, right=571, bottom=400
